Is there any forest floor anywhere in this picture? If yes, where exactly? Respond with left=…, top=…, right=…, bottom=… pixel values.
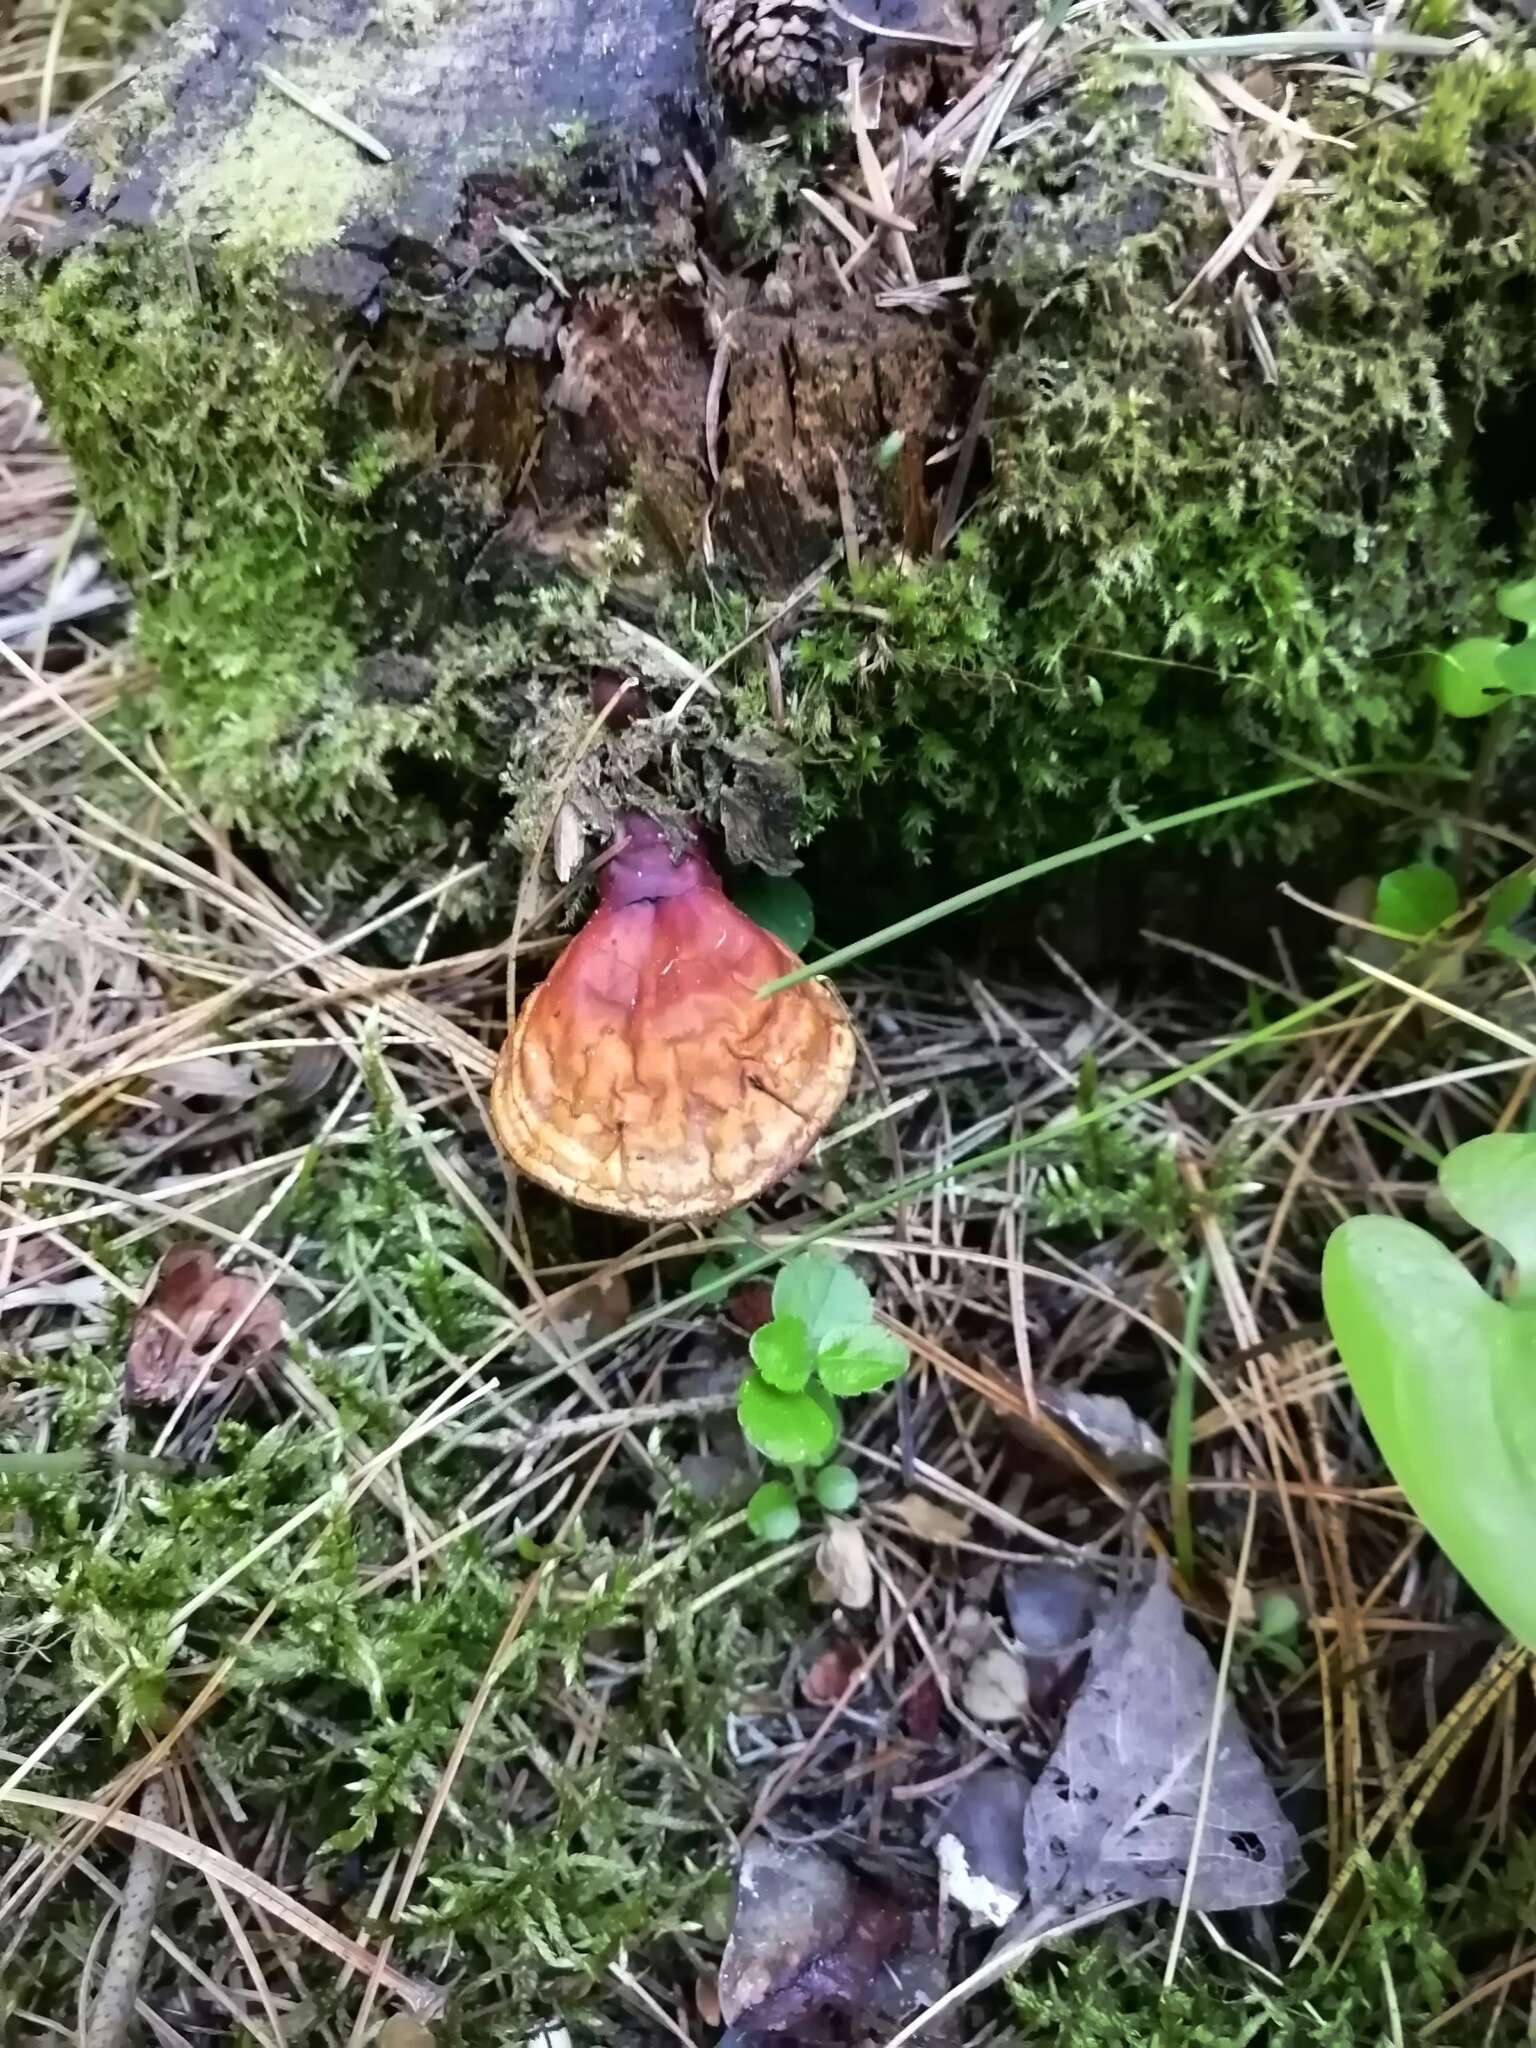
left=7, top=5, right=1536, bottom=2047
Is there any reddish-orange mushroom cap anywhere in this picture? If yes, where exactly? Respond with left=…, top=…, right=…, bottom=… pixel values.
left=491, top=815, right=856, bottom=1219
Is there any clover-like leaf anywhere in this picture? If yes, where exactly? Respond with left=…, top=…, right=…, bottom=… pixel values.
left=750, top=1314, right=813, bottom=1392
left=1374, top=862, right=1457, bottom=938
left=773, top=1255, right=871, bottom=1348
left=1497, top=575, right=1536, bottom=627
left=1484, top=873, right=1536, bottom=962
left=731, top=874, right=816, bottom=953
left=1496, top=638, right=1536, bottom=698
left=1426, top=637, right=1508, bottom=718
left=748, top=1480, right=802, bottom=1542
left=816, top=1321, right=909, bottom=1397
left=1323, top=1134, right=1536, bottom=1648
left=813, top=1463, right=860, bottom=1512
left=738, top=1371, right=839, bottom=1467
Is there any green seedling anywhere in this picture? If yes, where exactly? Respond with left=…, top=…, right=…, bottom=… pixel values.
left=1425, top=574, right=1536, bottom=718
left=1373, top=862, right=1457, bottom=938
left=1367, top=860, right=1536, bottom=962
left=729, top=873, right=816, bottom=954
left=737, top=1253, right=907, bottom=1541
left=1323, top=1133, right=1536, bottom=1646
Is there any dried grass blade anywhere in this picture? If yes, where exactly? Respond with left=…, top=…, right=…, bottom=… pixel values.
left=1, top=1788, right=440, bottom=2014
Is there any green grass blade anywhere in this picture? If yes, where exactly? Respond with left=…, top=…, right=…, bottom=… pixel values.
left=762, top=773, right=1315, bottom=996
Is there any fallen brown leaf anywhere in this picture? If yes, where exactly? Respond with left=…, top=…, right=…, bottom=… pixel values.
left=892, top=1493, right=971, bottom=1546
left=813, top=1519, right=874, bottom=1610
left=126, top=1247, right=283, bottom=1407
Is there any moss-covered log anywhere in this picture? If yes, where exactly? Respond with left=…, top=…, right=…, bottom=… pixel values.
left=7, top=0, right=1536, bottom=901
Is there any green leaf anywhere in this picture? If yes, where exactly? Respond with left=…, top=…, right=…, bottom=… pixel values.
left=1440, top=1134, right=1536, bottom=1299
left=1323, top=1187, right=1536, bottom=1648
left=813, top=1463, right=860, bottom=1512
left=747, top=1481, right=802, bottom=1542
left=1497, top=575, right=1536, bottom=626
left=1374, top=862, right=1458, bottom=938
left=1426, top=637, right=1508, bottom=718
left=737, top=1372, right=839, bottom=1466
left=1484, top=873, right=1536, bottom=962
left=773, top=1255, right=871, bottom=1348
left=1496, top=638, right=1536, bottom=698
left=1256, top=1592, right=1299, bottom=1642
left=750, top=1315, right=812, bottom=1393
left=693, top=1253, right=751, bottom=1304
left=731, top=874, right=816, bottom=953
left=815, top=1321, right=909, bottom=1396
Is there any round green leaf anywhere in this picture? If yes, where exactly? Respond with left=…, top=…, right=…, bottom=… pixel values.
left=1256, top=1592, right=1299, bottom=1642
left=1497, top=576, right=1536, bottom=627
left=747, top=1481, right=802, bottom=1542
left=813, top=1463, right=860, bottom=1512
left=731, top=874, right=816, bottom=953
left=1374, top=862, right=1457, bottom=938
left=815, top=1321, right=909, bottom=1397
left=772, top=1255, right=871, bottom=1348
left=1324, top=1214, right=1536, bottom=1647
left=1426, top=637, right=1508, bottom=719
left=1496, top=638, right=1536, bottom=698
left=738, top=1372, right=838, bottom=1466
left=1484, top=873, right=1536, bottom=962
left=750, top=1314, right=812, bottom=1392
left=1440, top=1134, right=1536, bottom=1299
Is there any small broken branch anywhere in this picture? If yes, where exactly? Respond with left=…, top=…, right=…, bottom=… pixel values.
left=83, top=1776, right=169, bottom=2048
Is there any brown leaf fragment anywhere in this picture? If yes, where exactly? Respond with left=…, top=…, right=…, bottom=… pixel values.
left=126, top=1247, right=283, bottom=1407
left=802, top=1639, right=863, bottom=1707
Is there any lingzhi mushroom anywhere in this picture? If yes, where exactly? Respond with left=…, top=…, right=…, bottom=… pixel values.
left=491, top=814, right=856, bottom=1220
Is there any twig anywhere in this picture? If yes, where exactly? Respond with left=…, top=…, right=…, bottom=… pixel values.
left=83, top=1776, right=169, bottom=2048
left=824, top=0, right=974, bottom=48
left=1116, top=28, right=1475, bottom=58
left=1163, top=1492, right=1258, bottom=1984
left=253, top=63, right=392, bottom=162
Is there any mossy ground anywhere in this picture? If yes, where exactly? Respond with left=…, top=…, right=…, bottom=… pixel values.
left=786, top=45, right=1536, bottom=872
left=1, top=1081, right=796, bottom=2043
left=10, top=9, right=1536, bottom=898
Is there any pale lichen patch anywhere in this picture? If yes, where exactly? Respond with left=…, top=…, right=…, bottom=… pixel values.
left=167, top=56, right=396, bottom=252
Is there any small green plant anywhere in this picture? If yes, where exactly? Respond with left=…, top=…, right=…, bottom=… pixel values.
left=1368, top=859, right=1536, bottom=958
left=729, top=872, right=816, bottom=952
left=1425, top=573, right=1536, bottom=718
left=736, top=1254, right=908, bottom=1541
left=1323, top=1134, right=1536, bottom=1647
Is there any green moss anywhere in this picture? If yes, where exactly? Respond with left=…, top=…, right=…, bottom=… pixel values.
left=1005, top=1847, right=1536, bottom=2046
left=0, top=1090, right=800, bottom=2041
left=6, top=235, right=501, bottom=882
left=791, top=49, right=1536, bottom=871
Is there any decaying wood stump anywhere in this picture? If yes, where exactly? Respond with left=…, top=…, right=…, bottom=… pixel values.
left=6, top=0, right=971, bottom=878
left=15, top=0, right=1530, bottom=901
left=43, top=0, right=962, bottom=588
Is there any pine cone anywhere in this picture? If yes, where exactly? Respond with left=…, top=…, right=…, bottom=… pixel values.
left=696, top=0, right=839, bottom=106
